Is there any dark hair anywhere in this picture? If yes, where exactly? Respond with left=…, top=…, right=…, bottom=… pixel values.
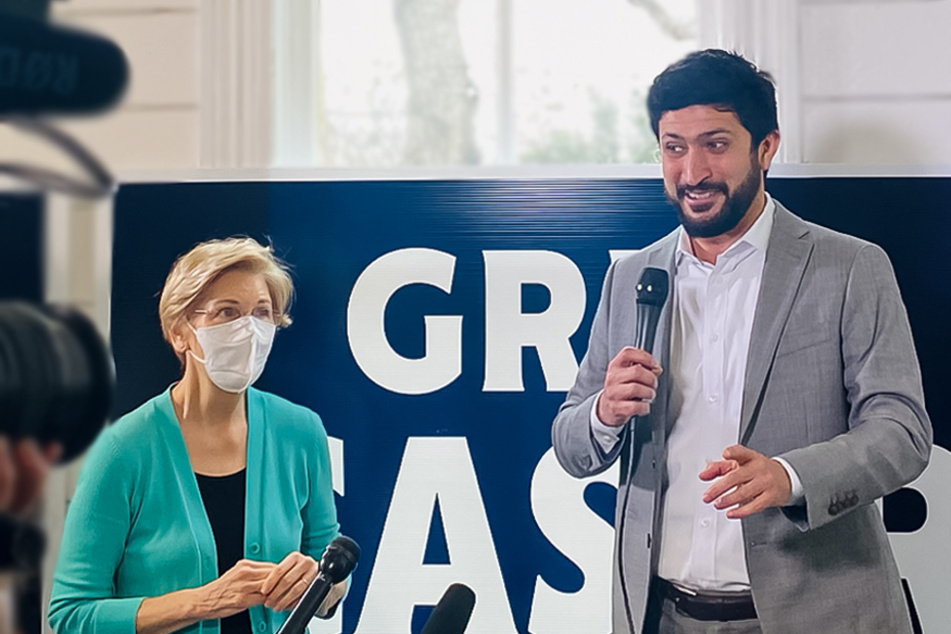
left=647, top=49, right=778, bottom=146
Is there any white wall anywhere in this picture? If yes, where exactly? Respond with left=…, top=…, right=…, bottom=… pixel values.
left=800, top=0, right=951, bottom=164
left=55, top=0, right=200, bottom=169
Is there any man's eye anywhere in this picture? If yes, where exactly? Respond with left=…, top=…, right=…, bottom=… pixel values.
left=708, top=140, right=728, bottom=151
left=665, top=144, right=685, bottom=154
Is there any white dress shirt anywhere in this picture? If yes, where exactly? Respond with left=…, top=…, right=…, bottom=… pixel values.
left=591, top=195, right=803, bottom=592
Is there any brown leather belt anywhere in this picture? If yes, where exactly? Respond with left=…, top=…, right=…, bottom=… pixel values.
left=656, top=578, right=757, bottom=622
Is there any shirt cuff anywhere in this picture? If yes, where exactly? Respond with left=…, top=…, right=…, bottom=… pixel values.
left=773, top=456, right=805, bottom=506
left=589, top=391, right=624, bottom=454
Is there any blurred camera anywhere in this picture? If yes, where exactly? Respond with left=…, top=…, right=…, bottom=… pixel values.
left=0, top=301, right=113, bottom=463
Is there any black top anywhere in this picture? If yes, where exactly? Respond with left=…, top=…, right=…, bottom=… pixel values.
left=195, top=469, right=253, bottom=634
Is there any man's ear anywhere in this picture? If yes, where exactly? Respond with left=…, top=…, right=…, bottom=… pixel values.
left=758, top=130, right=781, bottom=171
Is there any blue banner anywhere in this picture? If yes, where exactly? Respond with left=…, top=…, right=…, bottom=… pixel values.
left=112, top=176, right=951, bottom=633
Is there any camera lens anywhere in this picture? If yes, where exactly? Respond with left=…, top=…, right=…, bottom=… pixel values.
left=0, top=302, right=113, bottom=463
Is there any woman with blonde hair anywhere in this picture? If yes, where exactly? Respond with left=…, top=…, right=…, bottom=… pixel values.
left=49, top=237, right=343, bottom=634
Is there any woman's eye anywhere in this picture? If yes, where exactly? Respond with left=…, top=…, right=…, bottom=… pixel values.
left=253, top=307, right=274, bottom=321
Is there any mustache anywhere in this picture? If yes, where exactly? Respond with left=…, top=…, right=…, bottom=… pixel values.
left=676, top=182, right=729, bottom=199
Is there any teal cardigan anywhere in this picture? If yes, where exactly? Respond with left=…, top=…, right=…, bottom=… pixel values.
left=48, top=387, right=340, bottom=634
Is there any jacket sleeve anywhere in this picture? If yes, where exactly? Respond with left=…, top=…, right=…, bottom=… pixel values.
left=779, top=243, right=932, bottom=530
left=300, top=412, right=341, bottom=561
left=552, top=259, right=629, bottom=478
left=48, top=430, right=145, bottom=633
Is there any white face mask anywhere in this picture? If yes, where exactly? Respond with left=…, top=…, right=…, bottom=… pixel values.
left=189, top=315, right=277, bottom=393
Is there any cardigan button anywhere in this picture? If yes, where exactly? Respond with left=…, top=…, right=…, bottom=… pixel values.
left=250, top=543, right=261, bottom=555
left=257, top=621, right=267, bottom=632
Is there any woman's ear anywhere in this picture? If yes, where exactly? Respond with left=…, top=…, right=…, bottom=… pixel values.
left=168, top=321, right=189, bottom=355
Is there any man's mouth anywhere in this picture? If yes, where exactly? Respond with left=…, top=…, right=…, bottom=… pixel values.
left=678, top=184, right=727, bottom=212
left=684, top=189, right=717, bottom=201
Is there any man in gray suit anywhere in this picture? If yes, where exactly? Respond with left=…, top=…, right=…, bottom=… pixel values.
left=552, top=49, right=932, bottom=634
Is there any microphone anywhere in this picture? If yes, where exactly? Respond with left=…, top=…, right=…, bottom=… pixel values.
left=616, top=267, right=669, bottom=633
left=0, top=15, right=129, bottom=116
left=633, top=267, right=669, bottom=354
left=420, top=584, right=476, bottom=634
left=276, top=535, right=360, bottom=634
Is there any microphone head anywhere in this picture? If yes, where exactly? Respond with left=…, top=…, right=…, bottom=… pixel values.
left=319, top=535, right=360, bottom=583
left=0, top=15, right=129, bottom=116
left=635, top=267, right=669, bottom=308
left=419, top=583, right=476, bottom=634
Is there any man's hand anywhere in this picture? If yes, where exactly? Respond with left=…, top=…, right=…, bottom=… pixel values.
left=0, top=437, right=62, bottom=517
left=596, top=346, right=662, bottom=427
left=700, top=445, right=792, bottom=519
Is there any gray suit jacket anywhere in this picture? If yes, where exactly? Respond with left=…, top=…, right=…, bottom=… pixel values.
left=552, top=202, right=932, bottom=634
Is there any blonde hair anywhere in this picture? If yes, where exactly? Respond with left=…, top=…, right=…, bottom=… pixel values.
left=159, top=237, right=294, bottom=347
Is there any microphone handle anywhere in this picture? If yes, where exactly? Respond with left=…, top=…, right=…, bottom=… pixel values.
left=275, top=573, right=333, bottom=634
left=634, top=303, right=662, bottom=353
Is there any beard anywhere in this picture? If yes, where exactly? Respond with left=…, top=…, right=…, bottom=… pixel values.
left=668, top=155, right=763, bottom=239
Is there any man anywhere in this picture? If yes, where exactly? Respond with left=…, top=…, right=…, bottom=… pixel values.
left=551, top=49, right=932, bottom=634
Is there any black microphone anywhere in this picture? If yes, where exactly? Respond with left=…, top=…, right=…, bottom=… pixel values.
left=616, top=267, right=669, bottom=633
left=633, top=267, right=669, bottom=354
left=0, top=15, right=129, bottom=116
left=276, top=535, right=360, bottom=634
left=420, top=583, right=476, bottom=634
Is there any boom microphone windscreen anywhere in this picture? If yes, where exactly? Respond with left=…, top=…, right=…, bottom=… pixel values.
left=0, top=14, right=128, bottom=115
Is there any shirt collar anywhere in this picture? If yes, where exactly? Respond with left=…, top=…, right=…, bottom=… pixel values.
left=676, top=193, right=775, bottom=264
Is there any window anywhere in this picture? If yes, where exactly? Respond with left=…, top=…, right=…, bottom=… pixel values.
left=316, top=0, right=697, bottom=167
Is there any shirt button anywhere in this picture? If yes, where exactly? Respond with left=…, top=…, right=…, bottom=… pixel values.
left=700, top=518, right=711, bottom=528
left=711, top=333, right=719, bottom=343
left=250, top=543, right=261, bottom=555
left=708, top=394, right=718, bottom=403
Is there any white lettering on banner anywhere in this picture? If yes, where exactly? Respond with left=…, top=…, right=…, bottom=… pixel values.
left=348, top=248, right=589, bottom=394
left=482, top=251, right=586, bottom=392
left=310, top=436, right=346, bottom=634
left=355, top=437, right=518, bottom=634
left=888, top=445, right=951, bottom=634
left=347, top=248, right=462, bottom=395
left=528, top=448, right=617, bottom=634
left=328, top=436, right=344, bottom=496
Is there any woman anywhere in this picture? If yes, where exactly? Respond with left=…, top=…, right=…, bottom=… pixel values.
left=49, top=237, right=342, bottom=634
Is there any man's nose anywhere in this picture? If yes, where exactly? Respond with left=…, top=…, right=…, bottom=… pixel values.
left=682, top=148, right=712, bottom=187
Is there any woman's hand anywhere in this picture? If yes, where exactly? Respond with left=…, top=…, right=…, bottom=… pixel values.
left=197, top=559, right=278, bottom=618
left=136, top=559, right=276, bottom=634
left=260, top=551, right=320, bottom=612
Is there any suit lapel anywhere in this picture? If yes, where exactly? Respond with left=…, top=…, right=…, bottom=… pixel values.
left=740, top=203, right=814, bottom=443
